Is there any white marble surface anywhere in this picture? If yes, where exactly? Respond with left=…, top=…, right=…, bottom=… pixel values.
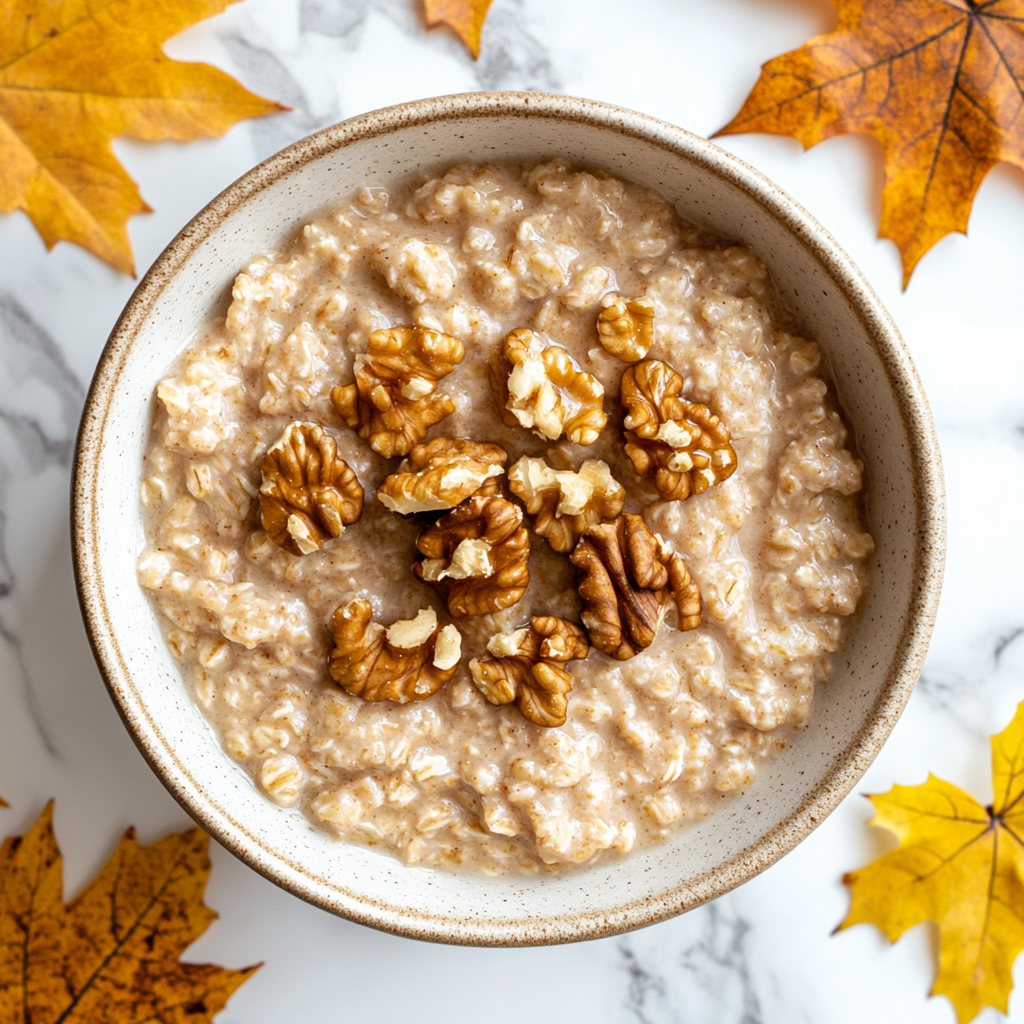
left=1, top=0, right=1023, bottom=1020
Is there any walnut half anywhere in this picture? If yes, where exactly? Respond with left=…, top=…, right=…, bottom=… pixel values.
left=508, top=456, right=625, bottom=553
left=470, top=617, right=589, bottom=728
left=259, top=422, right=364, bottom=555
left=490, top=328, right=607, bottom=445
left=331, top=325, right=465, bottom=458
left=597, top=294, right=655, bottom=362
left=328, top=600, right=462, bottom=703
left=377, top=438, right=507, bottom=514
left=620, top=359, right=737, bottom=501
left=571, top=513, right=701, bottom=660
left=413, top=492, right=530, bottom=616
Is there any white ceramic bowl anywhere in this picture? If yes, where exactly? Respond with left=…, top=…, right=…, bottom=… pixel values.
left=73, top=92, right=945, bottom=946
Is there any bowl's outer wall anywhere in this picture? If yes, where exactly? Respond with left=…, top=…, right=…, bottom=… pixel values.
left=74, top=93, right=944, bottom=946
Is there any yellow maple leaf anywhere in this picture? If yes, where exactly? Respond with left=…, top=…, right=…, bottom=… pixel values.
left=838, top=701, right=1024, bottom=1024
left=0, top=802, right=259, bottom=1023
left=0, top=0, right=285, bottom=275
left=715, top=0, right=1024, bottom=286
left=424, top=0, right=496, bottom=58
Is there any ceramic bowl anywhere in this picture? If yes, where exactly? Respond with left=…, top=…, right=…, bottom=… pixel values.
left=73, top=92, right=945, bottom=946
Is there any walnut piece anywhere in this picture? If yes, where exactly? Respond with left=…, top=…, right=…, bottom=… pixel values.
left=259, top=422, right=364, bottom=555
left=331, top=325, right=465, bottom=458
left=571, top=513, right=701, bottom=660
left=377, top=438, right=507, bottom=514
left=413, top=492, right=530, bottom=616
left=507, top=456, right=625, bottom=553
left=620, top=359, right=737, bottom=501
left=597, top=294, right=655, bottom=362
left=489, top=328, right=607, bottom=445
left=470, top=617, right=589, bottom=728
left=328, top=600, right=462, bottom=702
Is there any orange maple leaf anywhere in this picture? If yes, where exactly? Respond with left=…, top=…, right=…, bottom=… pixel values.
left=424, top=0, right=496, bottom=58
left=837, top=701, right=1024, bottom=1024
left=0, top=802, right=259, bottom=1023
left=0, top=0, right=285, bottom=275
left=716, top=0, right=1024, bottom=286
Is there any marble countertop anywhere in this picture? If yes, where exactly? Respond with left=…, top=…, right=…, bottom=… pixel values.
left=2, top=0, right=1023, bottom=1020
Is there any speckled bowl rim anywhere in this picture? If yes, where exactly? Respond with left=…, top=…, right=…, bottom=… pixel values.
left=72, top=91, right=945, bottom=947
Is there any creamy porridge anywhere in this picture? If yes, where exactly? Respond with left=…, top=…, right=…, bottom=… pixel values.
left=137, top=160, right=873, bottom=873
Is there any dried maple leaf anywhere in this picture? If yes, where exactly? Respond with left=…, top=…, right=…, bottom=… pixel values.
left=0, top=0, right=285, bottom=274
left=0, top=802, right=259, bottom=1023
left=837, top=701, right=1024, bottom=1024
left=716, top=0, right=1024, bottom=285
left=424, top=0, right=496, bottom=58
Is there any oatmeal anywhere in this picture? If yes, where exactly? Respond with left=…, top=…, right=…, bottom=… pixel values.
left=137, top=161, right=873, bottom=873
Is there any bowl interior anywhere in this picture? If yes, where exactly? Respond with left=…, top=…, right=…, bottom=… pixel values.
left=74, top=94, right=943, bottom=945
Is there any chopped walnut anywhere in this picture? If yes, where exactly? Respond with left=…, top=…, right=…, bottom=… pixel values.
left=507, top=456, right=625, bottom=553
left=259, top=422, right=364, bottom=555
left=377, top=438, right=507, bottom=514
left=470, top=617, right=589, bottom=728
left=489, top=329, right=607, bottom=445
left=597, top=294, right=655, bottom=362
left=570, top=513, right=701, bottom=660
left=331, top=326, right=465, bottom=458
left=620, top=359, right=737, bottom=501
left=413, top=493, right=530, bottom=616
left=328, top=600, right=462, bottom=703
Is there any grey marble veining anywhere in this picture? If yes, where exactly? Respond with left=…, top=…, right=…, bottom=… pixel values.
left=223, top=0, right=560, bottom=164
left=222, top=31, right=342, bottom=159
left=0, top=294, right=84, bottom=469
left=620, top=901, right=766, bottom=1024
left=301, top=0, right=373, bottom=39
left=0, top=507, right=12, bottom=602
left=297, top=0, right=559, bottom=91
left=1, top=0, right=1023, bottom=1021
left=0, top=294, right=85, bottom=758
left=463, top=1, right=560, bottom=93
